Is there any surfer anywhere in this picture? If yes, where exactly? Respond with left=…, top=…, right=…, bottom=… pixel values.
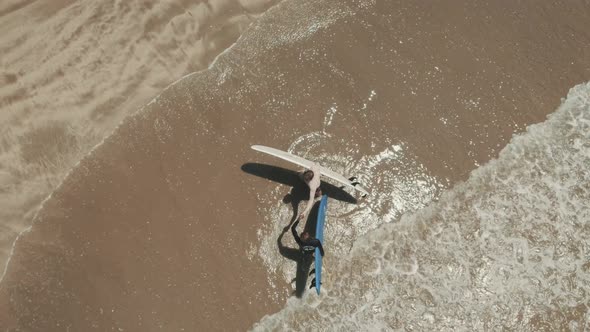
left=291, top=219, right=324, bottom=257
left=298, top=163, right=322, bottom=221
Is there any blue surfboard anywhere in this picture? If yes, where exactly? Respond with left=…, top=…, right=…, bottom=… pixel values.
left=314, top=195, right=328, bottom=295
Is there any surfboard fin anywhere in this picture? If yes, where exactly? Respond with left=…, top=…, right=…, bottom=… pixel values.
left=310, top=278, right=323, bottom=289
left=351, top=181, right=360, bottom=186
left=348, top=176, right=357, bottom=182
left=309, top=269, right=316, bottom=276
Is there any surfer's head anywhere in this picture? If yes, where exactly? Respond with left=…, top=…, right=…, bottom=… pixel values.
left=303, top=170, right=314, bottom=183
left=301, top=231, right=310, bottom=240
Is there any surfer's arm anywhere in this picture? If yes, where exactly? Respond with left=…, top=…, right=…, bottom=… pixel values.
left=300, top=194, right=315, bottom=220
left=291, top=220, right=302, bottom=245
left=317, top=241, right=325, bottom=257
left=310, top=163, right=321, bottom=178
left=300, top=163, right=321, bottom=219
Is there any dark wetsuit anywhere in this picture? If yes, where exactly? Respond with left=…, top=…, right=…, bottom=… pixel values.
left=291, top=220, right=324, bottom=256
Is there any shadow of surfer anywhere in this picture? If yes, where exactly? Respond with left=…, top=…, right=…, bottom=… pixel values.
left=277, top=227, right=311, bottom=298
left=280, top=180, right=310, bottom=229
left=277, top=204, right=323, bottom=298
left=277, top=202, right=323, bottom=298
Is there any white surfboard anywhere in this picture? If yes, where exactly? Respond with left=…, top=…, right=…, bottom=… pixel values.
left=251, top=145, right=370, bottom=196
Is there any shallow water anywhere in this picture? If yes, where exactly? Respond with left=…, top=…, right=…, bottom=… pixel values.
left=253, top=82, right=590, bottom=331
left=1, top=0, right=589, bottom=331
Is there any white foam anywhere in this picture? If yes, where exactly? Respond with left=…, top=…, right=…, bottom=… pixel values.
left=0, top=1, right=282, bottom=288
left=323, top=106, right=337, bottom=128
left=251, top=82, right=590, bottom=331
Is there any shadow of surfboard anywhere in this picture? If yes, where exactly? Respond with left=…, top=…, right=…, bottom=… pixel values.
left=241, top=162, right=357, bottom=204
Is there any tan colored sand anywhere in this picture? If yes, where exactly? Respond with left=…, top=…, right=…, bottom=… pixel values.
left=0, top=0, right=589, bottom=331
left=0, top=0, right=281, bottom=278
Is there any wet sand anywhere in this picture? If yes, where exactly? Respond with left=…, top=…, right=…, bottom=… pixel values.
left=1, top=0, right=590, bottom=331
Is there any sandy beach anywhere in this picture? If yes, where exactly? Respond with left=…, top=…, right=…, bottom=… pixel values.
left=1, top=0, right=589, bottom=330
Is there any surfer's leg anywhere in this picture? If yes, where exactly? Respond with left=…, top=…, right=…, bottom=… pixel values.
left=297, top=251, right=307, bottom=271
